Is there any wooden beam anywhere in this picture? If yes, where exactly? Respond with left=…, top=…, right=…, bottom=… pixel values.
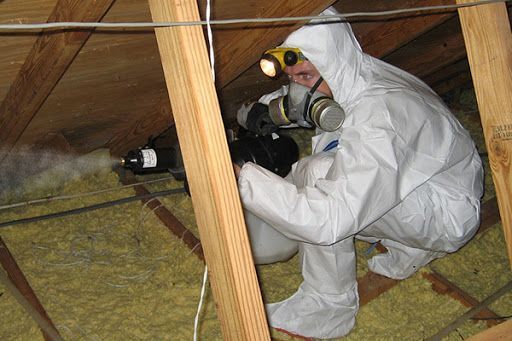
left=147, top=1, right=270, bottom=339
left=0, top=0, right=115, bottom=161
left=457, top=0, right=512, bottom=267
left=213, top=0, right=335, bottom=87
left=0, top=237, right=62, bottom=341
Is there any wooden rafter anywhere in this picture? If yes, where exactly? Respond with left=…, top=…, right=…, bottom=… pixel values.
left=0, top=0, right=115, bottom=161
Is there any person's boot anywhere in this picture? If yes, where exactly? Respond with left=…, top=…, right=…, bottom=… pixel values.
left=266, top=238, right=359, bottom=339
left=368, top=238, right=446, bottom=280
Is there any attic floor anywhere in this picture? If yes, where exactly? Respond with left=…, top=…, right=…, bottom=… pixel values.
left=0, top=87, right=511, bottom=340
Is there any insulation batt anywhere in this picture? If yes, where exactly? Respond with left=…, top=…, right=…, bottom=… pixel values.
left=237, top=6, right=484, bottom=339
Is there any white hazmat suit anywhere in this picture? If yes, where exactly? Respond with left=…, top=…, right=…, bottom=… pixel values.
left=238, top=7, right=484, bottom=339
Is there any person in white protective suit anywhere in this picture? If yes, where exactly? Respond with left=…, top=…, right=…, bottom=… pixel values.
left=235, top=7, right=484, bottom=339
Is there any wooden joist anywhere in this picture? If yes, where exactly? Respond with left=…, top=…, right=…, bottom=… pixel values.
left=0, top=0, right=115, bottom=161
left=457, top=0, right=512, bottom=267
left=424, top=271, right=503, bottom=326
left=357, top=271, right=399, bottom=305
left=148, top=0, right=269, bottom=339
left=0, top=237, right=62, bottom=341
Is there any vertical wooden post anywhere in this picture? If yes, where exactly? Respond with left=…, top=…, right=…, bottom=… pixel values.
left=457, top=0, right=512, bottom=267
left=147, top=1, right=270, bottom=340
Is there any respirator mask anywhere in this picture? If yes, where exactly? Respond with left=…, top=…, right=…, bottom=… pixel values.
left=268, top=78, right=345, bottom=132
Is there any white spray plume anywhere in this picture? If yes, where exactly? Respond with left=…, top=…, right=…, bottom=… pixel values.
left=0, top=148, right=118, bottom=204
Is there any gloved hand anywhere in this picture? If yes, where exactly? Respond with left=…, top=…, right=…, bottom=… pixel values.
left=237, top=102, right=278, bottom=136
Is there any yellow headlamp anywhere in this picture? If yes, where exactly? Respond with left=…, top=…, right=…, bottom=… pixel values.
left=259, top=47, right=306, bottom=78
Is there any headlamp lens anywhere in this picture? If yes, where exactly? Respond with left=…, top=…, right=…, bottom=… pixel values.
left=260, top=54, right=281, bottom=78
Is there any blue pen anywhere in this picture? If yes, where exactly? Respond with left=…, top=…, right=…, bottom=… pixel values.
left=365, top=241, right=381, bottom=255
left=323, top=139, right=339, bottom=152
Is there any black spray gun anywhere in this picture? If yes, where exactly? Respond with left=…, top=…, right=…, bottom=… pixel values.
left=120, top=132, right=299, bottom=183
left=120, top=143, right=186, bottom=180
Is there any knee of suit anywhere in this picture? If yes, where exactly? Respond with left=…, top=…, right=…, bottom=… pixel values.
left=442, top=198, right=480, bottom=252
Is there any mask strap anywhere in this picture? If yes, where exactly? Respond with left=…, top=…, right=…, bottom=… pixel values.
left=303, top=77, right=324, bottom=123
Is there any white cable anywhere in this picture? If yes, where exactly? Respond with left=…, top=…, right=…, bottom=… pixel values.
left=206, top=0, right=215, bottom=82
left=193, top=265, right=209, bottom=341
left=193, top=2, right=215, bottom=339
left=0, top=0, right=507, bottom=31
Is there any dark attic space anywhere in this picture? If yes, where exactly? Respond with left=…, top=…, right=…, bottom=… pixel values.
left=1, top=1, right=512, bottom=340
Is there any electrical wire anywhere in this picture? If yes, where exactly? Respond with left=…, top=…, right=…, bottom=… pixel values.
left=194, top=265, right=209, bottom=341
left=194, top=0, right=215, bottom=339
left=0, top=0, right=508, bottom=31
left=206, top=0, right=215, bottom=82
left=0, top=187, right=186, bottom=229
